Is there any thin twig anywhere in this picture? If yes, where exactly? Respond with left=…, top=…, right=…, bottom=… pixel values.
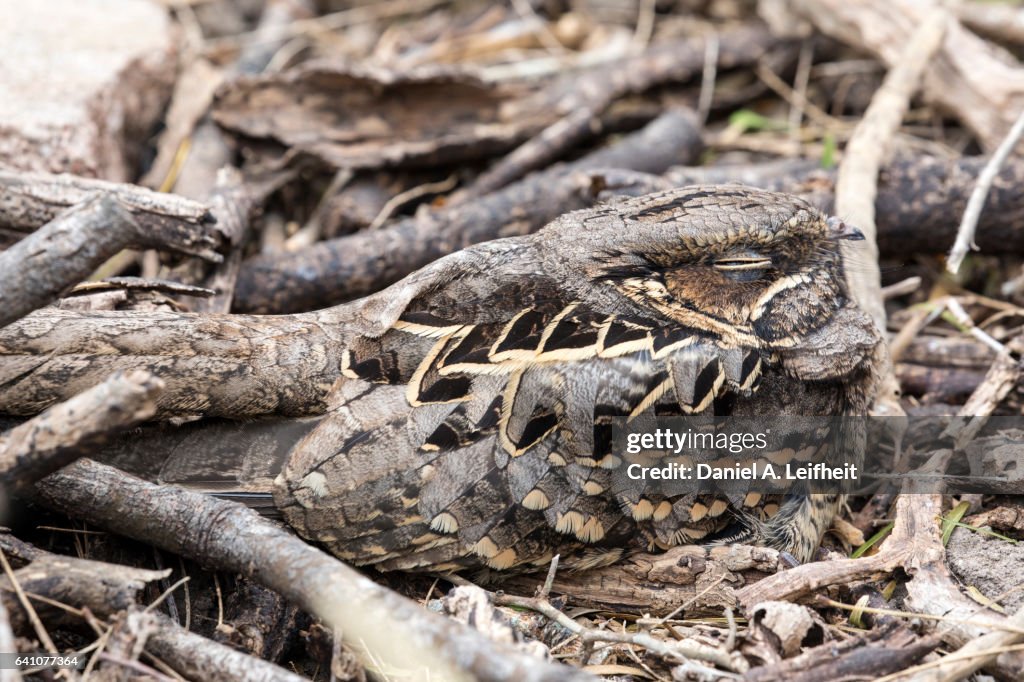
left=944, top=298, right=1006, bottom=354
left=788, top=40, right=815, bottom=141
left=368, top=175, right=458, bottom=230
left=881, top=276, right=922, bottom=300
left=947, top=108, right=1024, bottom=273
left=696, top=32, right=720, bottom=126
left=632, top=0, right=657, bottom=51
left=539, top=554, right=560, bottom=600
left=285, top=168, right=354, bottom=251
left=510, top=0, right=565, bottom=53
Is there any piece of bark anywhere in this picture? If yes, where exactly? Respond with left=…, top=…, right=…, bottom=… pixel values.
left=140, top=58, right=226, bottom=192
left=234, top=107, right=703, bottom=314
left=0, top=168, right=216, bottom=244
left=0, top=196, right=220, bottom=329
left=167, top=169, right=258, bottom=314
left=0, top=0, right=176, bottom=181
left=33, top=459, right=591, bottom=682
left=0, top=309, right=341, bottom=419
left=900, top=336, right=996, bottom=369
left=786, top=0, right=1024, bottom=151
left=963, top=505, right=1024, bottom=534
left=0, top=370, right=162, bottom=489
left=212, top=61, right=551, bottom=170
left=319, top=173, right=398, bottom=239
left=67, top=277, right=216, bottom=300
left=213, top=580, right=298, bottom=662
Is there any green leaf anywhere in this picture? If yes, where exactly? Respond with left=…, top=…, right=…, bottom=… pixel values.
left=728, top=109, right=787, bottom=133
left=852, top=521, right=894, bottom=558
left=820, top=134, right=837, bottom=169
left=941, top=501, right=971, bottom=545
left=946, top=519, right=1019, bottom=544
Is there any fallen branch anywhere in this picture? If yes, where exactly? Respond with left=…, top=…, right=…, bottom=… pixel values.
left=0, top=308, right=342, bottom=419
left=34, top=459, right=592, bottom=681
left=0, top=534, right=169, bottom=632
left=0, top=370, right=162, bottom=489
left=954, top=1, right=1024, bottom=47
left=0, top=194, right=219, bottom=328
left=0, top=168, right=217, bottom=249
left=503, top=545, right=780, bottom=615
left=833, top=9, right=946, bottom=332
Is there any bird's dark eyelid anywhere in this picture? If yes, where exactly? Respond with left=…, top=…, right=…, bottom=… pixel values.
left=711, top=249, right=772, bottom=269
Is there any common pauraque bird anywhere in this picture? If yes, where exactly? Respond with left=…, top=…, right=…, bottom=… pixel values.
left=269, top=185, right=883, bottom=573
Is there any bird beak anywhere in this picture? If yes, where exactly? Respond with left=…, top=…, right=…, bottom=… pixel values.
left=826, top=216, right=865, bottom=241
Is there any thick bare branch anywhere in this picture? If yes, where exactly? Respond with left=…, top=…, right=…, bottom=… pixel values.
left=0, top=168, right=217, bottom=249
left=0, top=369, right=162, bottom=488
left=0, top=534, right=169, bottom=632
left=0, top=309, right=342, bottom=419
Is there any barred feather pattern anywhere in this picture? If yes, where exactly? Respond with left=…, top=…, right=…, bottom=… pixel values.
left=274, top=185, right=883, bottom=572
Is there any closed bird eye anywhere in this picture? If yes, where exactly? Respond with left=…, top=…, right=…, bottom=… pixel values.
left=712, top=255, right=772, bottom=271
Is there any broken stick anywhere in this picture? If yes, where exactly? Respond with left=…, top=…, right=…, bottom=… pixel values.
left=0, top=194, right=220, bottom=328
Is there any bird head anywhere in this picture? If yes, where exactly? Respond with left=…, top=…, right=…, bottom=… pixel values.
left=541, top=186, right=864, bottom=349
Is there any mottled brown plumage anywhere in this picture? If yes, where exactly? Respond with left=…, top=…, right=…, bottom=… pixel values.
left=273, top=185, right=883, bottom=572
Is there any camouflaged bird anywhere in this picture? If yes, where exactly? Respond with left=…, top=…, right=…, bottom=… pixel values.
left=269, top=185, right=883, bottom=573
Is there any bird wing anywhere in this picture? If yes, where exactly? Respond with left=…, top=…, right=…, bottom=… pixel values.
left=277, top=255, right=773, bottom=570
